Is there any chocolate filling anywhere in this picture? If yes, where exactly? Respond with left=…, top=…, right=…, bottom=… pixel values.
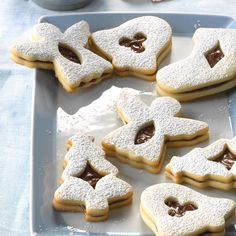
left=205, top=44, right=224, bottom=68
left=78, top=205, right=86, bottom=211
left=79, top=78, right=97, bottom=87
left=79, top=164, right=104, bottom=188
left=165, top=198, right=197, bottom=217
left=58, top=44, right=81, bottom=64
left=119, top=33, right=146, bottom=53
left=135, top=123, right=155, bottom=145
left=109, top=198, right=129, bottom=206
left=78, top=72, right=111, bottom=88
left=213, top=149, right=236, bottom=170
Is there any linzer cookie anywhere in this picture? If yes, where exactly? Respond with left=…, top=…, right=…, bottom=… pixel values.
left=90, top=16, right=172, bottom=80
left=166, top=137, right=236, bottom=190
left=10, top=21, right=113, bottom=92
left=102, top=91, right=209, bottom=173
left=156, top=28, right=236, bottom=101
left=53, top=134, right=133, bottom=222
left=140, top=183, right=236, bottom=236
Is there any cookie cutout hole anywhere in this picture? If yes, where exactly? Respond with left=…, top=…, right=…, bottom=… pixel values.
left=212, top=149, right=236, bottom=170
left=78, top=163, right=104, bottom=188
left=165, top=198, right=197, bottom=217
left=119, top=33, right=147, bottom=53
left=204, top=42, right=224, bottom=68
left=135, top=122, right=155, bottom=145
left=58, top=43, right=81, bottom=64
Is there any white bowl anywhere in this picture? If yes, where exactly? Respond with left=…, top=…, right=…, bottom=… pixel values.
left=32, top=0, right=94, bottom=11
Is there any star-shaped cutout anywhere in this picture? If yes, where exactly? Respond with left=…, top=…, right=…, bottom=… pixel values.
left=10, top=21, right=112, bottom=92
left=102, top=91, right=209, bottom=173
left=166, top=137, right=236, bottom=190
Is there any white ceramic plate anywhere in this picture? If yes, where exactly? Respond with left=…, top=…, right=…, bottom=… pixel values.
left=31, top=12, right=236, bottom=235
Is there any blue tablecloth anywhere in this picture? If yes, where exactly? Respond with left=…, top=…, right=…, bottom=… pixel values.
left=1, top=0, right=236, bottom=235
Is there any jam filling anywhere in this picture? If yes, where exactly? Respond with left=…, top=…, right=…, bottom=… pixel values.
left=165, top=198, right=197, bottom=217
left=79, top=163, right=104, bottom=188
left=135, top=123, right=155, bottom=145
left=58, top=44, right=81, bottom=64
left=213, top=149, right=236, bottom=170
left=205, top=44, right=224, bottom=68
left=119, top=33, right=146, bottom=53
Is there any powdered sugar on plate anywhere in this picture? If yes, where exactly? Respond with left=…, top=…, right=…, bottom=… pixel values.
left=57, top=86, right=155, bottom=141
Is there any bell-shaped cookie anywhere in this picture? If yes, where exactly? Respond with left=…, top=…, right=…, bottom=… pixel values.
left=91, top=16, right=172, bottom=80
left=140, top=183, right=235, bottom=236
left=157, top=28, right=236, bottom=101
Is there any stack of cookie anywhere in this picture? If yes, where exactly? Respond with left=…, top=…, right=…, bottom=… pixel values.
left=53, top=134, right=133, bottom=222
left=10, top=16, right=236, bottom=236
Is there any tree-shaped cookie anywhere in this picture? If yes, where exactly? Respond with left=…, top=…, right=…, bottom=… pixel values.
left=166, top=137, right=236, bottom=190
left=102, top=91, right=209, bottom=173
left=53, top=134, right=133, bottom=222
left=10, top=21, right=113, bottom=92
left=157, top=28, right=236, bottom=101
left=91, top=16, right=172, bottom=80
left=140, top=183, right=236, bottom=236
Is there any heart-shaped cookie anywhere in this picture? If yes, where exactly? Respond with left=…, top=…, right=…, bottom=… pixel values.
left=156, top=28, right=236, bottom=101
left=90, top=16, right=172, bottom=80
left=140, top=183, right=235, bottom=236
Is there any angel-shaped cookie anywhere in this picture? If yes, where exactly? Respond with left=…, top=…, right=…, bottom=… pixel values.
left=166, top=137, right=236, bottom=190
left=53, top=134, right=133, bottom=221
left=157, top=28, right=236, bottom=101
left=140, top=183, right=235, bottom=236
left=91, top=16, right=172, bottom=80
left=10, top=21, right=113, bottom=92
left=102, top=91, right=209, bottom=173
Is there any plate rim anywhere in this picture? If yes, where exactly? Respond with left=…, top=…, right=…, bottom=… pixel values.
left=38, top=11, right=235, bottom=23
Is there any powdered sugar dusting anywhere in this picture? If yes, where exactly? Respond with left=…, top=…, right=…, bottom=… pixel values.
left=91, top=16, right=172, bottom=73
left=11, top=21, right=112, bottom=89
left=167, top=137, right=236, bottom=181
left=54, top=132, right=132, bottom=214
left=141, top=183, right=235, bottom=236
left=157, top=28, right=236, bottom=93
left=55, top=174, right=132, bottom=212
left=62, top=134, right=118, bottom=180
left=57, top=86, right=140, bottom=137
left=102, top=92, right=208, bottom=165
